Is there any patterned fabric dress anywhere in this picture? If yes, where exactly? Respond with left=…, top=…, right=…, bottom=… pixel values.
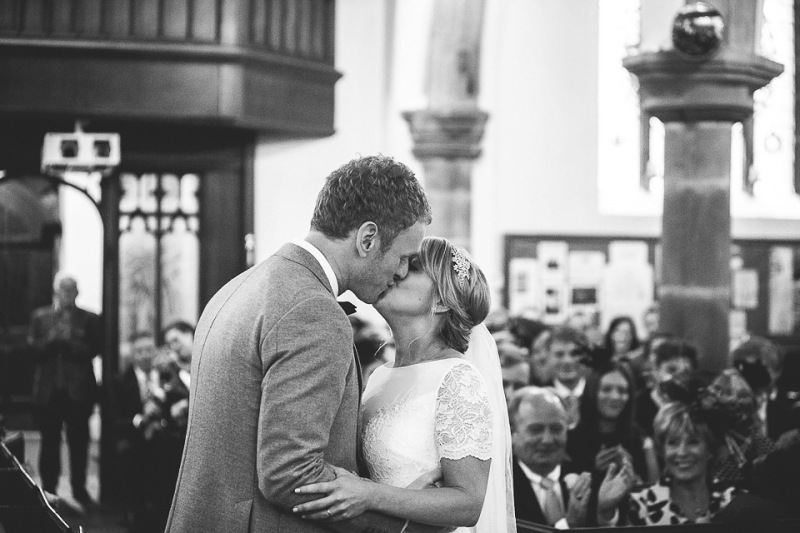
left=628, top=481, right=737, bottom=525
left=362, top=358, right=492, bottom=532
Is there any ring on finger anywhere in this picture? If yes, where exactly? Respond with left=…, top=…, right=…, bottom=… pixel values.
left=325, top=510, right=332, bottom=518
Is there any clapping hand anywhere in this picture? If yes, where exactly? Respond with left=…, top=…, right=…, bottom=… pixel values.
left=565, top=472, right=592, bottom=527
left=594, top=444, right=630, bottom=472
left=597, top=458, right=635, bottom=524
left=293, top=465, right=375, bottom=521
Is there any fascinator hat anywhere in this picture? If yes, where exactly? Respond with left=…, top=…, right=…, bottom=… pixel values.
left=659, top=368, right=772, bottom=473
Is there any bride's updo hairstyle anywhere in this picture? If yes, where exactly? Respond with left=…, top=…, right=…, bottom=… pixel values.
left=419, top=237, right=490, bottom=353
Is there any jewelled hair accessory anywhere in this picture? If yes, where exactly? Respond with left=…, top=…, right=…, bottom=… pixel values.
left=451, top=247, right=470, bottom=286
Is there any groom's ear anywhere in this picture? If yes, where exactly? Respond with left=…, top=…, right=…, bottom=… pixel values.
left=355, top=221, right=379, bottom=258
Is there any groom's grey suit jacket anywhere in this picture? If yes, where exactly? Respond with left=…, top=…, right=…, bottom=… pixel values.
left=166, top=243, right=400, bottom=533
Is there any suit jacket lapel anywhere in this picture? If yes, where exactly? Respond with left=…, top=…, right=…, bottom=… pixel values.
left=513, top=458, right=547, bottom=524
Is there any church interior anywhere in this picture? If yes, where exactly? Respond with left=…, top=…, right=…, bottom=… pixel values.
left=1, top=1, right=800, bottom=532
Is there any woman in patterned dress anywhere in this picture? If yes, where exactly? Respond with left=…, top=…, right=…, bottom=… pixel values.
left=294, top=237, right=515, bottom=532
left=628, top=401, right=737, bottom=525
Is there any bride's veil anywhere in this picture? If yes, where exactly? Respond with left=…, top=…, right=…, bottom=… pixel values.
left=464, top=323, right=517, bottom=532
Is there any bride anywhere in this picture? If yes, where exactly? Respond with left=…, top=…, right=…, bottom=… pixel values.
left=293, top=236, right=515, bottom=532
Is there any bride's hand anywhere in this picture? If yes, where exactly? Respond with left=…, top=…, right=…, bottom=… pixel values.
left=293, top=465, right=375, bottom=521
left=406, top=467, right=443, bottom=490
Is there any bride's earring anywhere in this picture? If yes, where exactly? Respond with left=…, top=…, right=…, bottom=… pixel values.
left=432, top=303, right=449, bottom=314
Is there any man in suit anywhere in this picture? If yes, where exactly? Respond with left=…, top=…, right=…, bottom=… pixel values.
left=114, top=332, right=158, bottom=532
left=510, top=386, right=632, bottom=528
left=28, top=272, right=101, bottom=507
left=166, top=155, right=437, bottom=533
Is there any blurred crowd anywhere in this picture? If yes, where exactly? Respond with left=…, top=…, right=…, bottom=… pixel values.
left=114, top=320, right=194, bottom=533
left=492, top=303, right=800, bottom=527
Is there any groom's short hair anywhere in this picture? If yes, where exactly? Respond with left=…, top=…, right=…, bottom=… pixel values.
left=310, top=154, right=432, bottom=251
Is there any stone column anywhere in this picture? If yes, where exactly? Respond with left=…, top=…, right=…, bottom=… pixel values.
left=625, top=2, right=781, bottom=371
left=403, top=0, right=487, bottom=251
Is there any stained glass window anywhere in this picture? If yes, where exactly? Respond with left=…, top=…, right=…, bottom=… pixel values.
left=118, top=172, right=200, bottom=365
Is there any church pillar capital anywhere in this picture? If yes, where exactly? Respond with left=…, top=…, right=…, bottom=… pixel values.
left=403, top=109, right=489, bottom=160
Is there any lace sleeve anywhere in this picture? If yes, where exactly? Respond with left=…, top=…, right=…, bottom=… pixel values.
left=434, top=363, right=493, bottom=461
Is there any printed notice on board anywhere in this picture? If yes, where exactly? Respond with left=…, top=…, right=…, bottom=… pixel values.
left=769, top=247, right=794, bottom=335
left=509, top=258, right=541, bottom=317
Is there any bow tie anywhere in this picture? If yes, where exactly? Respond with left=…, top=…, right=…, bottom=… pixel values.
left=338, top=301, right=357, bottom=316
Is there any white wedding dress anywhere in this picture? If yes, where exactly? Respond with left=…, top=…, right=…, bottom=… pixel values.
left=362, top=341, right=515, bottom=532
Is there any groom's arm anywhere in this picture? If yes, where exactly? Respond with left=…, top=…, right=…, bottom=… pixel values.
left=257, top=297, right=352, bottom=503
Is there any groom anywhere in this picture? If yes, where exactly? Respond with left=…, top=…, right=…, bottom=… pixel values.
left=166, top=155, right=433, bottom=533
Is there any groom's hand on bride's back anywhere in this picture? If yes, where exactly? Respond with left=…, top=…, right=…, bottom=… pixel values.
left=405, top=468, right=443, bottom=490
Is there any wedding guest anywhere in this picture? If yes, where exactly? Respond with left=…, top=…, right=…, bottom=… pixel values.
left=637, top=331, right=674, bottom=391
left=635, top=339, right=697, bottom=437
left=501, top=350, right=530, bottom=405
left=602, top=316, right=646, bottom=385
left=148, top=335, right=191, bottom=532
left=567, top=361, right=658, bottom=484
left=114, top=332, right=159, bottom=532
left=628, top=402, right=737, bottom=525
left=641, top=303, right=661, bottom=343
left=27, top=272, right=101, bottom=508
left=731, top=336, right=785, bottom=439
left=510, top=387, right=633, bottom=527
left=546, top=326, right=589, bottom=428
left=702, top=368, right=774, bottom=490
left=163, top=320, right=194, bottom=378
left=529, top=328, right=554, bottom=387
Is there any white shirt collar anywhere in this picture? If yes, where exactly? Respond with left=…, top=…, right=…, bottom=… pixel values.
left=553, top=377, right=585, bottom=398
left=518, top=461, right=561, bottom=487
left=293, top=239, right=339, bottom=296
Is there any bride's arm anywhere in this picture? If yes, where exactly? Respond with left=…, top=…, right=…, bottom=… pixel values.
left=293, top=457, right=490, bottom=527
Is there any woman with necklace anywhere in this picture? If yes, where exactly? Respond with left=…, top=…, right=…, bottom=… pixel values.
left=628, top=402, right=738, bottom=525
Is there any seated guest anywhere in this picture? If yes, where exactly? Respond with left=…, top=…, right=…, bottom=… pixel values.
left=701, top=368, right=775, bottom=489
left=629, top=401, right=738, bottom=525
left=500, top=347, right=531, bottom=404
left=510, top=386, right=633, bottom=527
left=567, top=361, right=659, bottom=484
left=529, top=328, right=554, bottom=387
left=636, top=330, right=673, bottom=391
left=605, top=316, right=641, bottom=362
left=546, top=326, right=590, bottom=427
left=507, top=316, right=552, bottom=386
left=731, top=336, right=786, bottom=439
left=636, top=339, right=697, bottom=438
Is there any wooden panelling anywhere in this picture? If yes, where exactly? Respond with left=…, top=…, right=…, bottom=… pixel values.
left=250, top=0, right=266, bottom=45
left=0, top=0, right=334, bottom=60
left=191, top=0, right=219, bottom=42
left=163, top=0, right=190, bottom=40
left=104, top=0, right=132, bottom=37
left=76, top=0, right=103, bottom=36
left=51, top=0, right=75, bottom=36
left=132, top=0, right=160, bottom=39
left=267, top=0, right=282, bottom=51
left=0, top=0, right=339, bottom=136
left=21, top=0, right=45, bottom=35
